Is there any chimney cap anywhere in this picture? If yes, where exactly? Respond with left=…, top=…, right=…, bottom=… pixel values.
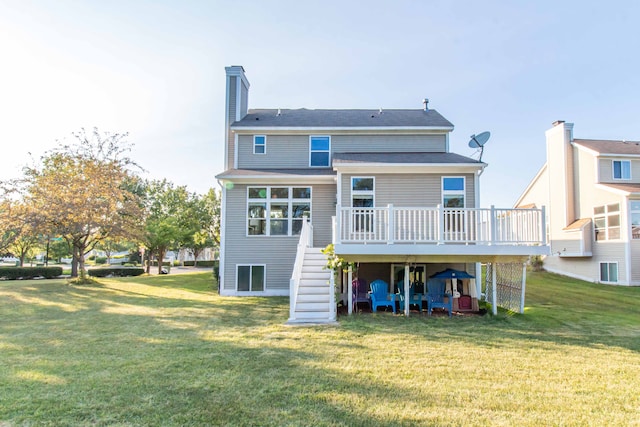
left=552, top=120, right=565, bottom=127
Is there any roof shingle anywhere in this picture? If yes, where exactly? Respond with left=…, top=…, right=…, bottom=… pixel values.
left=231, top=108, right=454, bottom=129
left=574, top=139, right=640, bottom=155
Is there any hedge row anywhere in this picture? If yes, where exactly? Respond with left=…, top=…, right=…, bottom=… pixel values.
left=0, top=267, right=63, bottom=280
left=88, top=267, right=145, bottom=277
left=183, top=260, right=218, bottom=267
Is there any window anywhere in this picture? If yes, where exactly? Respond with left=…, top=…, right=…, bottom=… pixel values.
left=599, top=262, right=618, bottom=283
left=247, top=187, right=311, bottom=236
left=351, top=177, right=374, bottom=232
left=442, top=177, right=465, bottom=207
left=253, top=135, right=266, bottom=154
left=351, top=177, right=374, bottom=207
left=613, top=160, right=631, bottom=180
left=237, top=265, right=265, bottom=291
left=631, top=201, right=640, bottom=239
left=310, top=136, right=330, bottom=167
left=594, top=203, right=620, bottom=241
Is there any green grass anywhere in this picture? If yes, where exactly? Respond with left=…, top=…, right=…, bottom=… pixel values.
left=1, top=271, right=639, bottom=426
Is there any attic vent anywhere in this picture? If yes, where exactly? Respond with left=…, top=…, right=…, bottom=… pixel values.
left=422, top=98, right=429, bottom=111
left=277, top=108, right=281, bottom=116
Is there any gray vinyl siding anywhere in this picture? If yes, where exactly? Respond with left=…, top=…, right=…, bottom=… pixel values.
left=332, top=134, right=446, bottom=153
left=592, top=241, right=627, bottom=283
left=545, top=241, right=628, bottom=284
left=222, top=183, right=336, bottom=292
left=631, top=240, right=640, bottom=283
left=236, top=134, right=447, bottom=169
left=226, top=75, right=237, bottom=169
left=238, top=135, right=309, bottom=168
left=340, top=173, right=476, bottom=208
left=599, top=158, right=640, bottom=184
left=240, top=80, right=249, bottom=119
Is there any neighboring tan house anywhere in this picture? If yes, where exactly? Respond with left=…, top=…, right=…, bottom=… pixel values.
left=515, top=120, right=640, bottom=286
left=216, top=66, right=548, bottom=323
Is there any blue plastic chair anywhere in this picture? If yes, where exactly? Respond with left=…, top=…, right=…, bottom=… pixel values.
left=370, top=280, right=396, bottom=313
left=397, top=282, right=423, bottom=312
left=426, top=279, right=452, bottom=317
left=352, top=278, right=371, bottom=311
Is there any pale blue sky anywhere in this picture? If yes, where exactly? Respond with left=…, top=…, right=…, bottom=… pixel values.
left=1, top=0, right=639, bottom=207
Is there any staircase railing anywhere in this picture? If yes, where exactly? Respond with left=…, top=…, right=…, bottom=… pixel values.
left=289, top=218, right=313, bottom=321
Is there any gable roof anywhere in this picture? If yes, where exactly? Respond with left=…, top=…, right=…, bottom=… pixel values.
left=574, top=139, right=640, bottom=156
left=332, top=152, right=481, bottom=165
left=231, top=108, right=454, bottom=129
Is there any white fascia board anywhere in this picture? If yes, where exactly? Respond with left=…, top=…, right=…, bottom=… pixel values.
left=572, top=142, right=600, bottom=157
left=595, top=183, right=633, bottom=196
left=333, top=163, right=485, bottom=174
left=217, top=175, right=336, bottom=185
left=230, top=126, right=455, bottom=133
left=596, top=153, right=640, bottom=159
left=333, top=243, right=550, bottom=257
left=514, top=163, right=548, bottom=208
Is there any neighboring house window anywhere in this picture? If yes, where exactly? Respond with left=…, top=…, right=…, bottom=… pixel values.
left=310, top=136, right=330, bottom=167
left=247, top=187, right=311, bottom=236
left=599, top=262, right=618, bottom=283
left=237, top=265, right=265, bottom=291
left=612, top=160, right=631, bottom=180
left=631, top=201, right=640, bottom=239
left=442, top=177, right=465, bottom=207
left=253, top=135, right=266, bottom=154
left=594, top=203, right=620, bottom=241
left=351, top=177, right=374, bottom=207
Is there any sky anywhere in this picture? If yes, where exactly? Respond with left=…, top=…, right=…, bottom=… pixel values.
left=1, top=0, right=639, bottom=208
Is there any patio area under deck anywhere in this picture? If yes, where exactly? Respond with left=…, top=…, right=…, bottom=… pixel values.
left=333, top=205, right=549, bottom=317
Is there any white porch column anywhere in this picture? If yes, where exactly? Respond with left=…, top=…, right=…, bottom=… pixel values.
left=404, top=264, right=410, bottom=317
left=438, top=204, right=444, bottom=244
left=347, top=266, right=353, bottom=315
left=475, top=262, right=482, bottom=299
left=491, top=263, right=497, bottom=315
left=520, top=262, right=527, bottom=314
left=387, top=204, right=394, bottom=244
left=335, top=204, right=341, bottom=244
left=330, top=271, right=336, bottom=321
left=490, top=205, right=496, bottom=245
left=541, top=205, right=547, bottom=246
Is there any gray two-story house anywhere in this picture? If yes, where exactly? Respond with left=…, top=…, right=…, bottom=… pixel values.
left=216, top=66, right=547, bottom=322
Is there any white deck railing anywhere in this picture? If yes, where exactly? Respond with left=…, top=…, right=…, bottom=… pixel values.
left=336, top=205, right=546, bottom=246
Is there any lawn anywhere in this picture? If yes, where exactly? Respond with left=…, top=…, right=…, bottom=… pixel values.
left=1, top=271, right=639, bottom=426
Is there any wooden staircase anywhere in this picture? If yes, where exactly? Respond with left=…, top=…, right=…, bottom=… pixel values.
left=287, top=248, right=336, bottom=325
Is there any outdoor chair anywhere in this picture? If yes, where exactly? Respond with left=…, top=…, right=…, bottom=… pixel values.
left=426, top=279, right=452, bottom=317
left=370, top=279, right=397, bottom=313
left=352, top=277, right=371, bottom=311
left=397, top=282, right=423, bottom=312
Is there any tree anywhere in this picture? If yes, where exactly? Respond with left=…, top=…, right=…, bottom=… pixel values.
left=180, top=189, right=220, bottom=266
left=141, top=180, right=191, bottom=274
left=14, top=128, right=144, bottom=278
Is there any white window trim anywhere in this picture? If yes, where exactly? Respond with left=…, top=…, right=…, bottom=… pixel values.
left=631, top=200, right=640, bottom=240
left=599, top=261, right=619, bottom=284
left=309, top=135, right=331, bottom=167
left=351, top=176, right=375, bottom=207
left=246, top=186, right=312, bottom=237
left=253, top=135, right=266, bottom=155
left=236, top=264, right=266, bottom=292
left=442, top=176, right=466, bottom=208
left=593, top=203, right=621, bottom=241
left=612, top=160, right=631, bottom=180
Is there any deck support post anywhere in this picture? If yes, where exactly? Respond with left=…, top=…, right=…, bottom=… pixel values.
left=347, top=266, right=353, bottom=315
left=404, top=264, right=410, bottom=317
left=520, top=262, right=527, bottom=314
left=491, top=263, right=497, bottom=315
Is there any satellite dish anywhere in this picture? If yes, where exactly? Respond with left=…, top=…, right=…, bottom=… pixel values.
left=468, top=131, right=491, bottom=161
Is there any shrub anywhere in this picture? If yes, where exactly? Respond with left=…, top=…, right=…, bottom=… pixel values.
left=183, top=260, right=217, bottom=267
left=150, top=261, right=171, bottom=267
left=95, top=257, right=107, bottom=265
left=173, top=260, right=181, bottom=267
left=88, top=267, right=145, bottom=278
left=0, top=267, right=63, bottom=280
